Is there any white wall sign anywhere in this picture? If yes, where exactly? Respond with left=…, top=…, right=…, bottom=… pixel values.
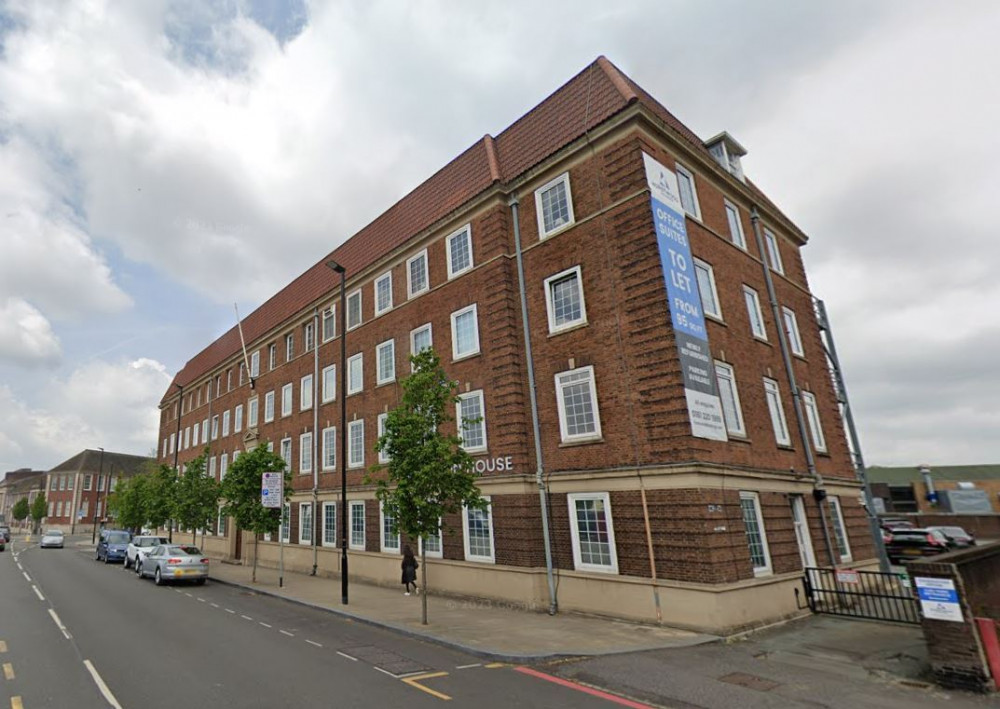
left=915, top=576, right=963, bottom=622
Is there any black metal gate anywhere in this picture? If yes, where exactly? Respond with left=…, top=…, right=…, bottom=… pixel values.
left=803, top=567, right=920, bottom=624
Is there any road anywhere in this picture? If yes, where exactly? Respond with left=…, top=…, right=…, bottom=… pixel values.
left=1, top=536, right=653, bottom=709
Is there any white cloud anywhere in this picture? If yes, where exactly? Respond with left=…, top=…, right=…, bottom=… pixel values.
left=0, top=357, right=170, bottom=472
left=0, top=298, right=61, bottom=366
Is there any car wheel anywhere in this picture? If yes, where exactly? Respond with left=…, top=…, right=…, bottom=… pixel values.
left=124, top=556, right=131, bottom=569
left=154, top=567, right=164, bottom=586
left=135, top=561, right=143, bottom=578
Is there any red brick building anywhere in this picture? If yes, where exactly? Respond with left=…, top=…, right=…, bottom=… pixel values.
left=158, top=56, right=875, bottom=633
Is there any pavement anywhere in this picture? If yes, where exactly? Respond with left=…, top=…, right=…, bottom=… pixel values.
left=204, top=558, right=717, bottom=661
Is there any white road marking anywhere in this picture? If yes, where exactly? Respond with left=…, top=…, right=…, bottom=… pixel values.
left=197, top=598, right=206, bottom=603
left=32, top=586, right=45, bottom=602
left=456, top=663, right=482, bottom=669
left=279, top=630, right=295, bottom=637
left=225, top=609, right=235, bottom=614
left=184, top=593, right=193, bottom=598
left=373, top=666, right=398, bottom=678
left=22, top=572, right=30, bottom=582
left=48, top=609, right=71, bottom=640
left=84, top=660, right=124, bottom=709
left=336, top=651, right=358, bottom=661
left=259, top=622, right=272, bottom=628
left=306, top=640, right=322, bottom=647
left=241, top=615, right=253, bottom=621
left=211, top=603, right=220, bottom=608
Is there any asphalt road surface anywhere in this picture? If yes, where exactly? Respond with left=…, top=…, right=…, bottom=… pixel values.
left=1, top=536, right=653, bottom=709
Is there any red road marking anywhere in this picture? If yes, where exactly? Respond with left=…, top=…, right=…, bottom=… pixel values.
left=515, top=666, right=656, bottom=708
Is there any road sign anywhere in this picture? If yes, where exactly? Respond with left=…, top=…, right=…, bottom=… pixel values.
left=261, top=471, right=283, bottom=508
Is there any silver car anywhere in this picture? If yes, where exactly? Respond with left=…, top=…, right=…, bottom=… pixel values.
left=40, top=530, right=64, bottom=548
left=124, top=535, right=169, bottom=569
left=136, top=545, right=209, bottom=586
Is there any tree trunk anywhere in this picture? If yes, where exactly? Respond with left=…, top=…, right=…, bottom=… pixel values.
left=421, top=544, right=428, bottom=625
left=252, top=533, right=259, bottom=583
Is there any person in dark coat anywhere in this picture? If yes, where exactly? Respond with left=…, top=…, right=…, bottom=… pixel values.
left=401, top=544, right=419, bottom=596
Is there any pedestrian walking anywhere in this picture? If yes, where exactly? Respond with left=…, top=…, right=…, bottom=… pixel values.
left=401, top=544, right=419, bottom=596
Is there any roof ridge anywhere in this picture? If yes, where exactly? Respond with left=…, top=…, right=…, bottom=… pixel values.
left=483, top=134, right=501, bottom=182
left=596, top=55, right=637, bottom=104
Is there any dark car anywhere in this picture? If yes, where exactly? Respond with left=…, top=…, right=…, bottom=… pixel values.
left=0, top=525, right=11, bottom=542
left=885, top=527, right=951, bottom=563
left=880, top=519, right=916, bottom=531
left=96, top=530, right=131, bottom=563
left=928, top=525, right=976, bottom=549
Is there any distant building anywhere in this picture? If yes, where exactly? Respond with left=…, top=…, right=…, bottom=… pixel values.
left=0, top=469, right=47, bottom=527
left=43, top=450, right=155, bottom=533
left=156, top=56, right=873, bottom=633
left=869, top=465, right=1000, bottom=514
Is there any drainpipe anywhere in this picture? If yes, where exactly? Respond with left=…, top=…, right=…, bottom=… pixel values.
left=312, top=307, right=320, bottom=576
left=509, top=195, right=558, bottom=615
left=750, top=208, right=837, bottom=566
left=637, top=471, right=663, bottom=624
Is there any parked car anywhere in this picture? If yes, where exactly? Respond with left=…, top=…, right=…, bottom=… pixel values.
left=928, top=526, right=976, bottom=549
left=136, top=544, right=209, bottom=586
left=0, top=535, right=5, bottom=552
left=885, top=528, right=952, bottom=563
left=124, top=535, right=169, bottom=569
left=96, top=529, right=131, bottom=563
left=880, top=519, right=916, bottom=531
left=0, top=525, right=11, bottom=542
left=40, top=530, right=64, bottom=549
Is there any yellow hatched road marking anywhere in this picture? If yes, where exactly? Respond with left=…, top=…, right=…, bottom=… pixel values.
left=12, top=697, right=24, bottom=709
left=3, top=663, right=14, bottom=680
left=402, top=671, right=451, bottom=701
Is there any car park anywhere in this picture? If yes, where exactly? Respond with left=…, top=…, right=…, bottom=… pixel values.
left=136, top=544, right=209, bottom=586
left=928, top=525, right=976, bottom=549
left=124, top=535, right=169, bottom=569
left=40, top=530, right=64, bottom=548
left=96, top=529, right=131, bottom=563
left=885, top=527, right=952, bottom=563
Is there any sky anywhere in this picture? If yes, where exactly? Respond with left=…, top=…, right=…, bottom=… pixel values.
left=0, top=0, right=997, bottom=476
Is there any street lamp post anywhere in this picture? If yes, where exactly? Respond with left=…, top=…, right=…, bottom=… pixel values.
left=170, top=382, right=183, bottom=542
left=326, top=260, right=349, bottom=605
left=91, top=447, right=104, bottom=544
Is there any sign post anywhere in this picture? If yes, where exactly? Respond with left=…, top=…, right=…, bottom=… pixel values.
left=262, top=472, right=285, bottom=587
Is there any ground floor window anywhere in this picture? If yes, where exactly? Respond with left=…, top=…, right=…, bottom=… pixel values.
left=323, top=502, right=336, bottom=547
left=349, top=501, right=365, bottom=550
left=567, top=492, right=618, bottom=573
left=280, top=503, right=290, bottom=543
left=380, top=505, right=400, bottom=553
left=462, top=498, right=494, bottom=563
left=739, top=491, right=772, bottom=576
left=299, top=502, right=313, bottom=546
left=419, top=520, right=442, bottom=558
left=828, top=496, right=853, bottom=562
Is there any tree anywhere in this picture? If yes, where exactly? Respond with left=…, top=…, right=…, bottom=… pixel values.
left=12, top=498, right=29, bottom=526
left=30, top=492, right=47, bottom=533
left=219, top=444, right=289, bottom=582
left=371, top=348, right=486, bottom=625
left=145, top=464, right=179, bottom=541
left=174, top=449, right=221, bottom=544
left=108, top=474, right=149, bottom=533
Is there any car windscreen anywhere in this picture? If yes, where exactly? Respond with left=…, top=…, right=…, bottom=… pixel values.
left=176, top=546, right=200, bottom=555
left=137, top=538, right=160, bottom=547
left=891, top=532, right=929, bottom=542
left=106, top=533, right=130, bottom=544
left=940, top=527, right=968, bottom=536
left=45, top=531, right=63, bottom=536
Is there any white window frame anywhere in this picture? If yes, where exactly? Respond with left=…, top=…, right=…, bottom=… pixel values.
left=348, top=419, right=365, bottom=469
left=407, top=249, right=429, bottom=299
left=301, top=374, right=313, bottom=410
left=201, top=419, right=208, bottom=444
left=280, top=503, right=290, bottom=544
left=250, top=350, right=260, bottom=378
left=802, top=391, right=828, bottom=453
left=763, top=377, right=791, bottom=446
left=374, top=271, right=393, bottom=316
left=304, top=321, right=315, bottom=352
left=555, top=365, right=603, bottom=443
left=299, top=432, right=313, bottom=474
left=219, top=452, right=228, bottom=480
left=322, top=305, right=336, bottom=342
left=544, top=265, right=588, bottom=334
left=446, top=224, right=473, bottom=279
left=377, top=413, right=389, bottom=464
left=349, top=500, right=366, bottom=551
left=268, top=343, right=276, bottom=370
left=782, top=306, right=805, bottom=357
left=347, top=289, right=362, bottom=331
left=743, top=286, right=767, bottom=340
left=763, top=228, right=785, bottom=275
left=714, top=361, right=746, bottom=437
left=724, top=199, right=746, bottom=250
left=410, top=323, right=432, bottom=361
left=234, top=404, right=243, bottom=433
left=348, top=353, right=363, bottom=395
left=285, top=333, right=294, bottom=362
left=740, top=491, right=773, bottom=577
left=322, top=364, right=336, bottom=403
left=450, top=304, right=480, bottom=360
left=247, top=397, right=258, bottom=428
left=264, top=391, right=275, bottom=423
left=828, top=496, right=853, bottom=562
left=322, top=426, right=336, bottom=471
left=675, top=162, right=701, bottom=220
left=457, top=390, right=487, bottom=453
left=210, top=416, right=219, bottom=441
left=280, top=437, right=292, bottom=470
left=281, top=383, right=293, bottom=417
left=322, top=502, right=337, bottom=547
left=222, top=410, right=230, bottom=437
left=694, top=259, right=723, bottom=321
left=568, top=492, right=619, bottom=574
left=419, top=519, right=443, bottom=559
left=380, top=504, right=400, bottom=553
left=462, top=498, right=495, bottom=563
left=376, top=339, right=396, bottom=385
left=298, top=502, right=313, bottom=546
left=534, top=172, right=575, bottom=238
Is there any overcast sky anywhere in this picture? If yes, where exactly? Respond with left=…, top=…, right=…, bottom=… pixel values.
left=0, top=0, right=996, bottom=476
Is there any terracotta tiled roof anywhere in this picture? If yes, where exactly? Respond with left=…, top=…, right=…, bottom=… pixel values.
left=163, top=55, right=796, bottom=399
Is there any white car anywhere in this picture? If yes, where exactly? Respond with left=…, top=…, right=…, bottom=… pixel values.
left=40, top=530, right=64, bottom=548
left=124, top=535, right=169, bottom=569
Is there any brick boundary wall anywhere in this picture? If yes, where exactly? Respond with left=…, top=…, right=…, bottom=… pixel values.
left=909, top=544, right=1000, bottom=693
